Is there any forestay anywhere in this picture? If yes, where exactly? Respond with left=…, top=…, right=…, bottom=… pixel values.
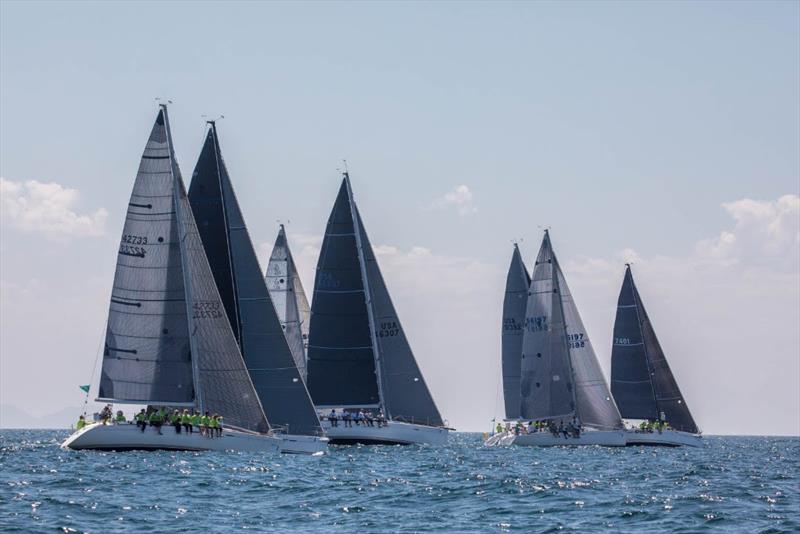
left=188, top=124, right=322, bottom=436
left=501, top=244, right=530, bottom=420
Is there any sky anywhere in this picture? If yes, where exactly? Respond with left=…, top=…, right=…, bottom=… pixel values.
left=1, top=1, right=798, bottom=434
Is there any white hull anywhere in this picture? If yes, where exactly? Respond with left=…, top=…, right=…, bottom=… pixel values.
left=277, top=433, right=329, bottom=455
left=624, top=429, right=702, bottom=447
left=321, top=420, right=449, bottom=445
left=486, top=429, right=627, bottom=447
left=62, top=423, right=280, bottom=453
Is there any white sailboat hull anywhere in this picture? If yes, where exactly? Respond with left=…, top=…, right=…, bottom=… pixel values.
left=61, top=423, right=281, bottom=453
left=277, top=433, right=329, bottom=454
left=486, top=429, right=627, bottom=447
left=320, top=420, right=449, bottom=445
left=624, top=429, right=702, bottom=447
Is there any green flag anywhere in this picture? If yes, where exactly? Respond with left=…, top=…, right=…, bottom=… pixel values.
left=79, top=385, right=90, bottom=393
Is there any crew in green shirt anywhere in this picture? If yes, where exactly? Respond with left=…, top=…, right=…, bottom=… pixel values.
left=76, top=415, right=87, bottom=430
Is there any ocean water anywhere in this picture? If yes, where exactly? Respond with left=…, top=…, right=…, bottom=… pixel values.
left=0, top=430, right=797, bottom=533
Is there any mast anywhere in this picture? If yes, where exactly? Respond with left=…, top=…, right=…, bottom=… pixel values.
left=163, top=103, right=204, bottom=413
left=345, top=172, right=388, bottom=417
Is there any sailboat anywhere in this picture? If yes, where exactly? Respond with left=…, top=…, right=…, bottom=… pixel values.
left=62, top=107, right=282, bottom=453
left=487, top=231, right=627, bottom=446
left=306, top=172, right=449, bottom=445
left=611, top=265, right=702, bottom=447
left=186, top=122, right=327, bottom=455
left=265, top=224, right=311, bottom=384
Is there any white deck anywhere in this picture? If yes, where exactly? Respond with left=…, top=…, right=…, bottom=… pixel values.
left=624, top=429, right=703, bottom=447
left=486, top=429, right=627, bottom=447
left=60, top=422, right=320, bottom=454
left=321, top=420, right=449, bottom=445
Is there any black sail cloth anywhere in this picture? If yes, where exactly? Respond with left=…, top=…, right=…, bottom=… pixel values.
left=307, top=175, right=444, bottom=427
left=611, top=266, right=699, bottom=434
left=188, top=124, right=322, bottom=436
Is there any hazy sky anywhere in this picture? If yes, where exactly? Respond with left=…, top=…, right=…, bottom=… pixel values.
left=1, top=1, right=798, bottom=434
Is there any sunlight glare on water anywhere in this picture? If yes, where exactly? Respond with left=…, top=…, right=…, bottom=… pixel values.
left=0, top=430, right=797, bottom=532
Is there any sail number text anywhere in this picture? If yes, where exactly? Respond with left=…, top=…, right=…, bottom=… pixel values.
left=193, top=301, right=223, bottom=319
left=525, top=315, right=548, bottom=332
left=567, top=332, right=586, bottom=349
left=378, top=321, right=400, bottom=338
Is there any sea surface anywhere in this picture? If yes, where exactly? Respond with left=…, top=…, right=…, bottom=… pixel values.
left=0, top=430, right=797, bottom=533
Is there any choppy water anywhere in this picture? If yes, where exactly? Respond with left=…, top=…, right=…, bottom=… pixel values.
left=0, top=431, right=797, bottom=533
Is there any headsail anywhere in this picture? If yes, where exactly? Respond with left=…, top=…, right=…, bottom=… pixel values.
left=501, top=244, right=530, bottom=420
left=266, top=225, right=311, bottom=383
left=308, top=173, right=444, bottom=426
left=611, top=266, right=698, bottom=433
left=356, top=204, right=443, bottom=426
left=188, top=123, right=322, bottom=436
left=99, top=107, right=270, bottom=433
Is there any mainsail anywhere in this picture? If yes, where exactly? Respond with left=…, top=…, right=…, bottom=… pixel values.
left=519, top=231, right=622, bottom=429
left=265, top=225, right=311, bottom=383
left=501, top=244, right=530, bottom=420
left=187, top=123, right=322, bottom=436
left=307, top=173, right=444, bottom=426
left=610, top=266, right=698, bottom=433
left=98, top=107, right=269, bottom=433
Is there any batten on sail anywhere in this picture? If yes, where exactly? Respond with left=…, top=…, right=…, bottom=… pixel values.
left=307, top=173, right=445, bottom=428
left=266, top=225, right=311, bottom=383
left=187, top=123, right=322, bottom=437
left=611, top=266, right=699, bottom=434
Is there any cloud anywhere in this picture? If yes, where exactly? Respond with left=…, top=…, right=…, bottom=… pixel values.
left=695, top=194, right=800, bottom=268
left=0, top=178, right=108, bottom=238
left=427, top=184, right=477, bottom=215
left=560, top=194, right=800, bottom=436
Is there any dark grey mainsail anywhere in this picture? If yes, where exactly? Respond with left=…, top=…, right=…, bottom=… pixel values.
left=501, top=244, right=530, bottom=420
left=519, top=232, right=575, bottom=421
left=187, top=123, right=322, bottom=436
left=307, top=179, right=379, bottom=407
left=308, top=173, right=444, bottom=426
left=99, top=107, right=269, bottom=433
left=519, top=231, right=622, bottom=429
left=611, top=266, right=699, bottom=433
left=265, top=225, right=311, bottom=383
